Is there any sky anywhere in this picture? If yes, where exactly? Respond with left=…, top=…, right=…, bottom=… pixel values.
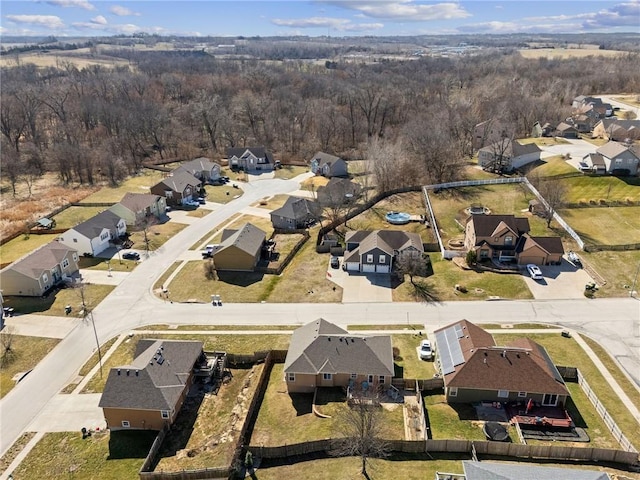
left=1, top=0, right=639, bottom=37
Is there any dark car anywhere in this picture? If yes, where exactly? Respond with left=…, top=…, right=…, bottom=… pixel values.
left=122, top=252, right=140, bottom=260
left=330, top=256, right=340, bottom=269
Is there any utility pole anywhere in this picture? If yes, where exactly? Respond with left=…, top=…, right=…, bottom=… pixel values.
left=77, top=283, right=103, bottom=378
left=630, top=262, right=640, bottom=298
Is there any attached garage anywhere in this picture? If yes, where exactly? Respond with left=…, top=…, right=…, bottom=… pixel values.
left=362, top=264, right=376, bottom=273
left=376, top=265, right=390, bottom=273
left=345, top=262, right=360, bottom=272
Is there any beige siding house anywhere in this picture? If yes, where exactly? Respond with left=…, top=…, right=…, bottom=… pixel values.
left=284, top=319, right=394, bottom=394
left=0, top=242, right=79, bottom=296
left=211, top=223, right=266, bottom=271
left=109, top=193, right=166, bottom=226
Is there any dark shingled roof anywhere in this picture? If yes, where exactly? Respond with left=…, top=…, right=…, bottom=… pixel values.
left=2, top=241, right=76, bottom=280
left=467, top=215, right=530, bottom=240
left=99, top=339, right=203, bottom=411
left=525, top=235, right=565, bottom=256
left=72, top=210, right=124, bottom=239
left=284, top=319, right=394, bottom=377
left=226, top=147, right=274, bottom=164
left=175, top=157, right=218, bottom=176
left=310, top=151, right=341, bottom=167
left=153, top=170, right=201, bottom=193
left=344, top=230, right=424, bottom=263
left=271, top=196, right=321, bottom=221
left=462, top=461, right=610, bottom=480
left=215, top=223, right=265, bottom=257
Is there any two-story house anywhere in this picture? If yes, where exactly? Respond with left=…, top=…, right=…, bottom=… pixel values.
left=227, top=147, right=275, bottom=172
left=150, top=171, right=202, bottom=206
left=464, top=214, right=564, bottom=265
left=309, top=151, right=348, bottom=177
left=58, top=210, right=127, bottom=257
left=174, top=157, right=221, bottom=183
left=109, top=193, right=166, bottom=226
left=477, top=139, right=541, bottom=173
left=595, top=142, right=640, bottom=176
left=344, top=230, right=424, bottom=274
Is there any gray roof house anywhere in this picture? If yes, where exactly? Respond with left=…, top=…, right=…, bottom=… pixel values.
left=211, top=223, right=266, bottom=271
left=58, top=210, right=127, bottom=257
left=316, top=177, right=362, bottom=207
left=99, top=339, right=203, bottom=431
left=150, top=171, right=201, bottom=206
left=344, top=230, right=424, bottom=274
left=477, top=139, right=542, bottom=173
left=283, top=318, right=394, bottom=393
left=109, top=192, right=166, bottom=226
left=270, top=196, right=321, bottom=230
left=0, top=241, right=79, bottom=296
left=437, top=460, right=611, bottom=480
left=594, top=141, right=640, bottom=175
left=175, top=157, right=221, bottom=182
left=593, top=118, right=640, bottom=141
left=227, top=147, right=275, bottom=172
left=309, top=151, right=348, bottom=177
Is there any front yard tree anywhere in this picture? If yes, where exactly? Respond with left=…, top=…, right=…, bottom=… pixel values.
left=135, top=215, right=159, bottom=257
left=0, top=326, right=16, bottom=367
left=538, top=179, right=568, bottom=228
left=395, top=253, right=430, bottom=286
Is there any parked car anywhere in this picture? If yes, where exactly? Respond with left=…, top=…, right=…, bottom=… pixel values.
left=330, top=256, right=339, bottom=269
left=526, top=264, right=543, bottom=280
left=198, top=197, right=206, bottom=205
left=419, top=339, right=433, bottom=360
left=568, top=251, right=581, bottom=267
left=122, top=251, right=140, bottom=260
left=183, top=199, right=199, bottom=207
left=202, top=244, right=215, bottom=258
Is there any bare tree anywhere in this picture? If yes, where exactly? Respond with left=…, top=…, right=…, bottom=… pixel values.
left=135, top=215, right=160, bottom=257
left=0, top=326, right=16, bottom=368
left=395, top=253, right=431, bottom=286
left=204, top=258, right=218, bottom=281
left=537, top=179, right=568, bottom=228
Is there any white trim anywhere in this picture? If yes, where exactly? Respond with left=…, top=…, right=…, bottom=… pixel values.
left=121, top=420, right=130, bottom=428
left=518, top=391, right=527, bottom=397
left=161, top=410, right=170, bottom=419
left=498, top=389, right=509, bottom=398
left=287, top=372, right=295, bottom=382
left=449, top=387, right=458, bottom=397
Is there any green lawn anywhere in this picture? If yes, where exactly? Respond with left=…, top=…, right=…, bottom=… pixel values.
left=78, top=256, right=138, bottom=272
left=392, top=334, right=437, bottom=379
left=128, top=222, right=186, bottom=251
left=0, top=233, right=58, bottom=265
left=3, top=284, right=115, bottom=317
left=579, top=250, right=640, bottom=297
left=274, top=165, right=308, bottom=179
left=203, top=183, right=243, bottom=203
left=392, top=256, right=533, bottom=302
left=52, top=206, right=107, bottom=229
left=527, top=157, right=578, bottom=178
left=0, top=334, right=60, bottom=398
left=559, top=175, right=640, bottom=204
left=10, top=430, right=157, bottom=480
left=252, top=364, right=405, bottom=446
left=423, top=392, right=490, bottom=441
left=79, top=170, right=166, bottom=203
left=558, top=207, right=640, bottom=245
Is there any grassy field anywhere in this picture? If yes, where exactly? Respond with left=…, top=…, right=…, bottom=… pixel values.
left=138, top=325, right=298, bottom=331
left=52, top=206, right=108, bottom=229
left=252, top=364, right=405, bottom=446
left=579, top=250, right=640, bottom=297
left=0, top=50, right=130, bottom=69
left=559, top=175, right=640, bottom=204
left=348, top=324, right=424, bottom=331
left=79, top=171, right=166, bottom=203
left=528, top=157, right=578, bottom=178
left=253, top=194, right=290, bottom=210
left=188, top=214, right=241, bottom=250
left=424, top=392, right=500, bottom=441
left=518, top=48, right=627, bottom=59
left=392, top=334, right=437, bottom=379
left=493, top=333, right=640, bottom=450
left=3, top=284, right=115, bottom=317
left=0, top=334, right=60, bottom=398
left=203, top=184, right=244, bottom=203
left=152, top=261, right=182, bottom=291
left=558, top=207, right=640, bottom=245
left=274, top=165, right=308, bottom=179
left=129, top=222, right=186, bottom=250
left=300, top=175, right=329, bottom=191
left=9, top=430, right=157, bottom=480
left=392, top=256, right=533, bottom=302
left=186, top=208, right=212, bottom=218
left=78, top=256, right=138, bottom=272
left=0, top=233, right=58, bottom=265
left=206, top=214, right=274, bottom=245
left=156, top=366, right=263, bottom=471
left=82, top=334, right=290, bottom=393
left=519, top=137, right=570, bottom=147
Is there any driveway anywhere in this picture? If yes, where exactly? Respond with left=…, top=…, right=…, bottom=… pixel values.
left=78, top=269, right=130, bottom=286
left=538, top=138, right=597, bottom=170
left=27, top=393, right=106, bottom=432
left=327, top=258, right=392, bottom=302
left=521, top=259, right=594, bottom=300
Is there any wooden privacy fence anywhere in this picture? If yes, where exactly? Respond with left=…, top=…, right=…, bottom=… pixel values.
left=139, top=467, right=230, bottom=480
left=247, top=438, right=639, bottom=466
left=392, top=377, right=444, bottom=391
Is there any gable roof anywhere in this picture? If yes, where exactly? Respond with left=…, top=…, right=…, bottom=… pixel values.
left=215, top=223, right=265, bottom=257
left=434, top=320, right=568, bottom=396
left=344, top=230, right=424, bottom=263
left=462, top=461, right=610, bottom=480
left=478, top=140, right=541, bottom=158
left=521, top=235, right=564, bottom=256
left=284, top=319, right=394, bottom=377
left=467, top=215, right=530, bottom=239
left=99, top=339, right=203, bottom=411
left=310, top=151, right=342, bottom=167
left=317, top=177, right=362, bottom=205
left=72, top=210, right=124, bottom=239
left=154, top=170, right=201, bottom=193
left=584, top=153, right=606, bottom=168
left=175, top=157, right=218, bottom=175
left=2, top=241, right=76, bottom=280
left=227, top=147, right=273, bottom=163
left=556, top=122, right=578, bottom=133
left=271, top=196, right=321, bottom=221
left=118, top=192, right=162, bottom=212
left=596, top=141, right=637, bottom=159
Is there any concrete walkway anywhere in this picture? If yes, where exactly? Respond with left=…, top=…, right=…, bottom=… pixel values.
left=78, top=269, right=130, bottom=286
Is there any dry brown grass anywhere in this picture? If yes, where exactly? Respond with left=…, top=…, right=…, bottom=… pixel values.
left=519, top=48, right=627, bottom=59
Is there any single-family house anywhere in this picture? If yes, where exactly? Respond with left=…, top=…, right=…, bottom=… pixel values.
left=554, top=122, right=580, bottom=138
left=270, top=196, right=321, bottom=230
left=58, top=210, right=127, bottom=257
left=595, top=142, right=640, bottom=176
left=109, top=193, right=166, bottom=226
left=570, top=114, right=595, bottom=133
left=309, top=151, right=348, bottom=177
left=174, top=157, right=221, bottom=182
left=0, top=241, right=79, bottom=296
left=464, top=214, right=564, bottom=265
left=477, top=139, right=542, bottom=173
left=99, top=339, right=203, bottom=431
left=434, top=320, right=570, bottom=405
left=344, top=230, right=424, bottom=274
left=592, top=119, right=640, bottom=142
left=472, top=120, right=510, bottom=150
left=283, top=318, right=394, bottom=394
left=227, top=147, right=275, bottom=172
left=438, top=461, right=611, bottom=480
left=581, top=153, right=607, bottom=174
left=210, top=223, right=266, bottom=271
left=316, top=177, right=362, bottom=207
left=572, top=95, right=613, bottom=117
left=150, top=171, right=201, bottom=206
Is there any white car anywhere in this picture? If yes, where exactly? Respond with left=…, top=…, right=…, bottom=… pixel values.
left=526, top=264, right=543, bottom=280
left=419, top=339, right=433, bottom=360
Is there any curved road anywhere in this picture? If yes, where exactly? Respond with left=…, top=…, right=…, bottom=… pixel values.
left=1, top=175, right=639, bottom=458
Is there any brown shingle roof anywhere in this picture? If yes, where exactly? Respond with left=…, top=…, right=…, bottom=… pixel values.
left=119, top=192, right=162, bottom=212
left=467, top=215, right=530, bottom=239
left=2, top=241, right=76, bottom=280
left=154, top=170, right=201, bottom=193
left=215, top=223, right=265, bottom=257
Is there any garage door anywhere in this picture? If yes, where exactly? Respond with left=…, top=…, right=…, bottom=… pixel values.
left=346, top=262, right=360, bottom=272
left=519, top=256, right=545, bottom=265
left=376, top=265, right=390, bottom=273
left=362, top=264, right=376, bottom=273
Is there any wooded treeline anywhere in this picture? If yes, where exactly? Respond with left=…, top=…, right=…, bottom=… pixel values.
left=1, top=50, right=639, bottom=192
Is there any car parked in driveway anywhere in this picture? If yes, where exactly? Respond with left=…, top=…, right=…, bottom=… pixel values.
left=526, top=264, right=543, bottom=280
left=330, top=256, right=340, bottom=269
left=419, top=339, right=433, bottom=360
left=122, top=251, right=140, bottom=260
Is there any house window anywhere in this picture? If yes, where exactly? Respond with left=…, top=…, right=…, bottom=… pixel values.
left=518, top=391, right=527, bottom=398
left=350, top=373, right=357, bottom=379
left=323, top=373, right=332, bottom=380
left=449, top=387, right=458, bottom=397
left=72, top=253, right=78, bottom=261
left=287, top=373, right=295, bottom=382
left=366, top=254, right=374, bottom=263
left=498, top=390, right=509, bottom=398
left=100, top=232, right=109, bottom=241
left=121, top=421, right=130, bottom=428
left=165, top=190, right=173, bottom=198
left=161, top=410, right=170, bottom=419
left=378, top=375, right=385, bottom=384
left=379, top=255, right=386, bottom=264
left=73, top=238, right=78, bottom=243
left=504, top=236, right=513, bottom=246
left=542, top=393, right=558, bottom=406
left=62, top=259, right=69, bottom=268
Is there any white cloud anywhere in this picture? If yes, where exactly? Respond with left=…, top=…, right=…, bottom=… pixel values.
left=71, top=20, right=165, bottom=35
left=320, top=1, right=471, bottom=22
left=272, top=16, right=383, bottom=31
left=109, top=5, right=141, bottom=17
left=6, top=14, right=65, bottom=29
left=43, top=0, right=95, bottom=10
left=91, top=15, right=107, bottom=25
left=523, top=0, right=640, bottom=31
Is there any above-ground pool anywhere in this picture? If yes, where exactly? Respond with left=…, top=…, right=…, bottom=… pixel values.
left=385, top=211, right=411, bottom=225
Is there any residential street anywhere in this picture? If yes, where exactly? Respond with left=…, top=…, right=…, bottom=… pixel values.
left=1, top=173, right=639, bottom=460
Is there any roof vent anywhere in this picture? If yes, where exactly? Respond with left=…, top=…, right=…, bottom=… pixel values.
left=135, top=370, right=139, bottom=376
left=126, top=369, right=130, bottom=376
left=117, top=369, right=121, bottom=375
left=484, top=358, right=487, bottom=364
left=502, top=350, right=507, bottom=358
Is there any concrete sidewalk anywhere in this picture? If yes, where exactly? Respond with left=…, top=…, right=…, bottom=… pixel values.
left=4, top=314, right=79, bottom=339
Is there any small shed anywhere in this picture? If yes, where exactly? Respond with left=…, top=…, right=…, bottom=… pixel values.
left=35, top=218, right=56, bottom=229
